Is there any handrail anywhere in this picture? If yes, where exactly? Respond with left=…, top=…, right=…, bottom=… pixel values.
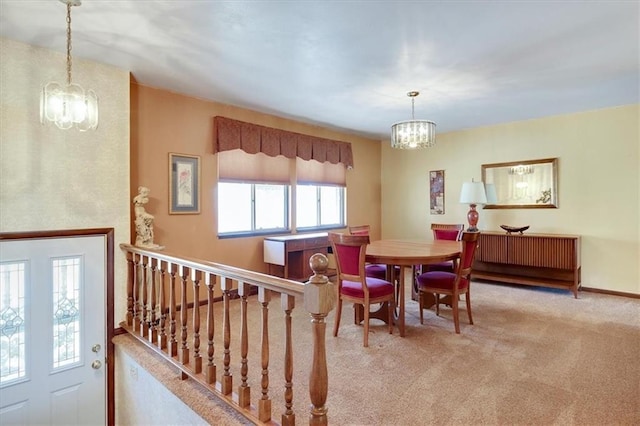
left=119, top=243, right=335, bottom=425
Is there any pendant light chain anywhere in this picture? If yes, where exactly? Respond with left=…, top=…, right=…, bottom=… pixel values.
left=411, top=96, right=415, bottom=120
left=65, top=2, right=72, bottom=85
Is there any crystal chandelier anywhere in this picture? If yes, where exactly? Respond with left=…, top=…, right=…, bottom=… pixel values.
left=390, top=91, right=435, bottom=149
left=508, top=165, right=534, bottom=175
left=40, top=0, right=98, bottom=131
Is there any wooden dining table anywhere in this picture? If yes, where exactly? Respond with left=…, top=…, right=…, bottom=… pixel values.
left=363, top=239, right=462, bottom=337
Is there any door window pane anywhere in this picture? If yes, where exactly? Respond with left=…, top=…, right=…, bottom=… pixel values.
left=0, top=262, right=26, bottom=386
left=52, top=257, right=81, bottom=370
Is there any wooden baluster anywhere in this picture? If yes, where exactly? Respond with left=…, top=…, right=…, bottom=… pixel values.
left=304, top=254, right=335, bottom=426
left=168, top=262, right=178, bottom=357
left=205, top=273, right=217, bottom=384
left=221, top=276, right=233, bottom=395
left=238, top=281, right=251, bottom=408
left=179, top=265, right=190, bottom=367
left=133, top=254, right=142, bottom=333
left=191, top=269, right=202, bottom=374
left=140, top=255, right=149, bottom=337
left=281, top=293, right=295, bottom=426
left=158, top=260, right=167, bottom=350
left=148, top=258, right=158, bottom=344
left=257, top=288, right=272, bottom=423
left=125, top=252, right=134, bottom=326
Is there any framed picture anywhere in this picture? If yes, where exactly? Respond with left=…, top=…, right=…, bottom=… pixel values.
left=169, top=153, right=200, bottom=214
left=429, top=170, right=445, bottom=215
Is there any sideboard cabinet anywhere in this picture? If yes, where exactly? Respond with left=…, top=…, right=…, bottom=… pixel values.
left=472, top=232, right=581, bottom=297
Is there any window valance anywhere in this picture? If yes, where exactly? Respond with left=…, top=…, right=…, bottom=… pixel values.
left=213, top=116, right=354, bottom=169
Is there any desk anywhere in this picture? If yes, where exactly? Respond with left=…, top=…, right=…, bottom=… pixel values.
left=365, top=239, right=461, bottom=337
left=263, top=232, right=330, bottom=281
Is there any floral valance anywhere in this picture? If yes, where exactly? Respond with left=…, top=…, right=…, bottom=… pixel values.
left=213, top=116, right=354, bottom=169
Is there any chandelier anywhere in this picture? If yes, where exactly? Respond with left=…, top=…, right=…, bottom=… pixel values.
left=40, top=0, right=98, bottom=131
left=508, top=165, right=534, bottom=175
left=390, top=91, right=436, bottom=149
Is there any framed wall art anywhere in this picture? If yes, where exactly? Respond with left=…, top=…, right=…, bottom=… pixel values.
left=169, top=153, right=200, bottom=214
left=429, top=170, right=445, bottom=214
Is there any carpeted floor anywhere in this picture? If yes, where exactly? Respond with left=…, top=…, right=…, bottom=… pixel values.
left=119, top=281, right=640, bottom=425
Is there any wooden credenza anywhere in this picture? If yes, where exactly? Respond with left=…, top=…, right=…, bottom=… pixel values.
left=472, top=231, right=581, bottom=297
left=263, top=232, right=330, bottom=281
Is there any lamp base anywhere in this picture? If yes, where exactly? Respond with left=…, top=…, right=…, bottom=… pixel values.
left=466, top=203, right=479, bottom=232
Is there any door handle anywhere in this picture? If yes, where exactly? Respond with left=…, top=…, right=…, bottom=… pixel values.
left=92, top=344, right=101, bottom=353
left=91, top=360, right=102, bottom=370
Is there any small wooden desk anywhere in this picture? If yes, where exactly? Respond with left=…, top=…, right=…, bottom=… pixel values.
left=263, top=232, right=330, bottom=281
left=365, top=239, right=461, bottom=337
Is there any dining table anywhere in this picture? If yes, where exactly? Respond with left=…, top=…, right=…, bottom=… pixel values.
left=363, top=239, right=462, bottom=337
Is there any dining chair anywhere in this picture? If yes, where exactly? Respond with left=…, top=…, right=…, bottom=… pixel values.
left=415, top=231, right=480, bottom=334
left=423, top=223, right=465, bottom=273
left=348, top=225, right=391, bottom=280
left=329, top=232, right=395, bottom=347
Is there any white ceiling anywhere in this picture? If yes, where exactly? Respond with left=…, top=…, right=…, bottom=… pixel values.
left=1, top=0, right=638, bottom=140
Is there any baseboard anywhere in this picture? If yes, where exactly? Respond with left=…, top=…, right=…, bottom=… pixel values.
left=581, top=286, right=640, bottom=299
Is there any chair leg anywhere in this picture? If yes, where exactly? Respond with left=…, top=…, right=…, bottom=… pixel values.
left=466, top=290, right=473, bottom=325
left=419, top=290, right=424, bottom=324
left=435, top=293, right=440, bottom=316
left=333, top=298, right=343, bottom=337
left=452, top=294, right=460, bottom=334
left=387, top=299, right=393, bottom=334
left=363, top=302, right=370, bottom=347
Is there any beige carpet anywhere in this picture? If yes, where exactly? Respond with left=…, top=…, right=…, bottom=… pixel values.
left=122, top=282, right=640, bottom=425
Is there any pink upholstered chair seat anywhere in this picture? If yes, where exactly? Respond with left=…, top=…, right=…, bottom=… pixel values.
left=364, top=264, right=388, bottom=280
left=416, top=271, right=469, bottom=291
left=341, top=278, right=395, bottom=298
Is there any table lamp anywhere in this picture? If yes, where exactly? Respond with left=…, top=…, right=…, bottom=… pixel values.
left=459, top=180, right=487, bottom=232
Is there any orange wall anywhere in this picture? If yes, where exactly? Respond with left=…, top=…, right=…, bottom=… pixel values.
left=131, top=82, right=382, bottom=273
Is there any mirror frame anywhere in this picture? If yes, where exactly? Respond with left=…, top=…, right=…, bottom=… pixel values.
left=482, top=157, right=558, bottom=209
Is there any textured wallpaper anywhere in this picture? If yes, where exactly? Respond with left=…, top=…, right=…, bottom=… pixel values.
left=0, top=37, right=131, bottom=321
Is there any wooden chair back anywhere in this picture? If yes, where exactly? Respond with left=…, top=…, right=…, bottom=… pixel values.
left=348, top=225, right=370, bottom=236
left=456, top=231, right=480, bottom=279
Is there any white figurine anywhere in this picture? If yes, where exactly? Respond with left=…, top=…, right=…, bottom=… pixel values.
left=133, top=186, right=164, bottom=249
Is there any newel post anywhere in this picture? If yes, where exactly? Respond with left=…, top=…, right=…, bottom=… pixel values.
left=304, top=253, right=335, bottom=426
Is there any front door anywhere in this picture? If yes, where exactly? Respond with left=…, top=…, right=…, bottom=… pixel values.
left=0, top=235, right=106, bottom=425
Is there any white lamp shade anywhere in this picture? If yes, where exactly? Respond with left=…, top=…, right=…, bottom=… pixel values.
left=460, top=181, right=488, bottom=204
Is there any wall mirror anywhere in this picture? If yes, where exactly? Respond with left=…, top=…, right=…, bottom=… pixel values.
left=482, top=158, right=558, bottom=209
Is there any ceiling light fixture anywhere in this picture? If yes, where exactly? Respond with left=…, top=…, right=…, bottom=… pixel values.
left=40, top=0, right=98, bottom=131
left=390, top=91, right=436, bottom=149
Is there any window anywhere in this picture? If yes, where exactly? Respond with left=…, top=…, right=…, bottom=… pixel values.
left=296, top=185, right=345, bottom=229
left=217, top=148, right=348, bottom=237
left=218, top=182, right=289, bottom=235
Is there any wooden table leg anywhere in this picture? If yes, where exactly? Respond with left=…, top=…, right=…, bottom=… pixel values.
left=397, top=265, right=406, bottom=337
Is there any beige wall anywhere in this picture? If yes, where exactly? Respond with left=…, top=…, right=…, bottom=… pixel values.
left=382, top=105, right=640, bottom=294
left=0, top=38, right=131, bottom=320
left=131, top=83, right=382, bottom=272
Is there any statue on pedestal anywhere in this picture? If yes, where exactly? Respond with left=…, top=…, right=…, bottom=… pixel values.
left=133, top=186, right=164, bottom=250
